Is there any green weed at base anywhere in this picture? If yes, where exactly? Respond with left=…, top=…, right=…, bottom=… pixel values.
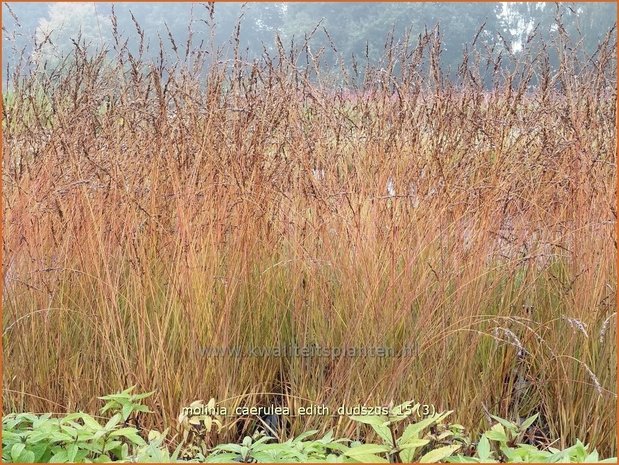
left=2, top=389, right=615, bottom=463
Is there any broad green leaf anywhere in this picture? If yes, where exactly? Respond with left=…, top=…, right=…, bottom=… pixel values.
left=66, top=444, right=78, bottom=462
left=400, top=447, right=416, bottom=463
left=49, top=432, right=74, bottom=443
left=476, top=434, right=490, bottom=460
left=399, top=438, right=430, bottom=463
left=18, top=450, right=36, bottom=463
left=103, top=440, right=123, bottom=452
left=499, top=446, right=517, bottom=461
left=344, top=443, right=390, bottom=462
left=372, top=424, right=393, bottom=445
left=398, top=416, right=439, bottom=445
left=419, top=445, right=461, bottom=463
left=109, top=427, right=140, bottom=437
left=519, top=413, right=539, bottom=431
left=30, top=443, right=49, bottom=462
left=121, top=403, right=133, bottom=420
left=348, top=415, right=389, bottom=428
left=349, top=415, right=392, bottom=444
left=446, top=456, right=480, bottom=463
left=294, top=429, right=320, bottom=442
left=11, top=443, right=26, bottom=462
left=49, top=450, right=68, bottom=463
left=205, top=453, right=244, bottom=462
left=344, top=452, right=389, bottom=463
left=212, top=443, right=244, bottom=454
left=115, top=430, right=145, bottom=446
left=489, top=415, right=517, bottom=432
left=104, top=413, right=122, bottom=431
left=485, top=424, right=507, bottom=443
left=399, top=438, right=430, bottom=450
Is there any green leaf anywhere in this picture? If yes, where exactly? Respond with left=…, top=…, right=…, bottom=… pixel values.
left=399, top=438, right=431, bottom=463
left=74, top=449, right=91, bottom=462
left=476, top=434, right=490, bottom=460
left=132, top=404, right=152, bottom=414
left=66, top=444, right=78, bottom=462
left=446, top=456, right=480, bottom=463
left=499, top=446, right=517, bottom=461
left=519, top=413, right=539, bottom=431
left=103, top=440, right=123, bottom=452
left=50, top=432, right=74, bottom=443
left=399, top=438, right=430, bottom=450
left=109, top=428, right=146, bottom=446
left=400, top=447, right=416, bottom=463
left=212, top=443, right=244, bottom=454
left=349, top=415, right=392, bottom=444
left=206, top=453, right=244, bottom=462
left=349, top=415, right=389, bottom=428
left=419, top=445, right=461, bottom=463
left=399, top=416, right=439, bottom=445
left=109, top=427, right=139, bottom=437
left=372, top=425, right=393, bottom=445
left=132, top=391, right=155, bottom=400
left=485, top=424, right=508, bottom=443
left=121, top=403, right=133, bottom=420
left=49, top=450, right=69, bottom=463
left=11, top=443, right=26, bottom=462
left=489, top=415, right=517, bottom=432
left=104, top=413, right=122, bottom=431
left=30, top=443, right=49, bottom=462
left=344, top=444, right=390, bottom=462
left=18, top=450, right=36, bottom=463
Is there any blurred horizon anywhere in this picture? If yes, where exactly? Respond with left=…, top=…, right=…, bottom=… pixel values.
left=3, top=2, right=616, bottom=82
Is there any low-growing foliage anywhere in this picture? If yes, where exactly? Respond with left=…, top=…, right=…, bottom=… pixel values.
left=2, top=388, right=153, bottom=462
left=2, top=390, right=615, bottom=463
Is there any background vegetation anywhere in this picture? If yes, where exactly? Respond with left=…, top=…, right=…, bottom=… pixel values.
left=3, top=2, right=617, bottom=77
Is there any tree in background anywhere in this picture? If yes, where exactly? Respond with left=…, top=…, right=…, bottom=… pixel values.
left=2, top=2, right=616, bottom=81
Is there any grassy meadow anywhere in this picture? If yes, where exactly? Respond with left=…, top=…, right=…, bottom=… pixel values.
left=2, top=16, right=617, bottom=461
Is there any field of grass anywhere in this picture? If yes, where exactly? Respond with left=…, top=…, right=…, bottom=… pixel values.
left=2, top=18, right=617, bottom=461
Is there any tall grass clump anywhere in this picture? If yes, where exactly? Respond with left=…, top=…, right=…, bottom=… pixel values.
left=3, top=9, right=617, bottom=457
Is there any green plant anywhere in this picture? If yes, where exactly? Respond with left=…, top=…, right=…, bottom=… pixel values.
left=4, top=393, right=617, bottom=463
left=129, top=430, right=185, bottom=463
left=342, top=402, right=462, bottom=463
left=1, top=388, right=160, bottom=463
left=99, top=386, right=155, bottom=424
left=193, top=409, right=618, bottom=463
left=447, top=414, right=617, bottom=463
left=204, top=430, right=349, bottom=463
left=2, top=411, right=146, bottom=462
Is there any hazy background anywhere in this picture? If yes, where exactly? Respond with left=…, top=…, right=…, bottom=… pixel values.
left=3, top=2, right=616, bottom=82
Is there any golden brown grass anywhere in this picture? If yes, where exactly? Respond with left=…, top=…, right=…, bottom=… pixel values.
left=2, top=18, right=617, bottom=455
